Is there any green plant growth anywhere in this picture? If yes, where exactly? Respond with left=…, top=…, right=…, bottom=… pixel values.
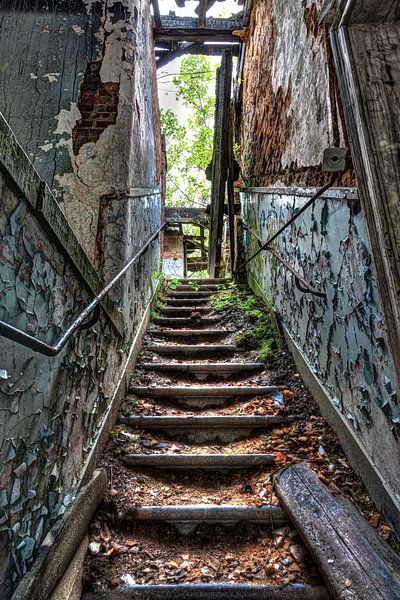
left=210, top=283, right=281, bottom=363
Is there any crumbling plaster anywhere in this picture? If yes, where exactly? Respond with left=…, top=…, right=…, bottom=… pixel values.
left=0, top=0, right=160, bottom=260
left=240, top=0, right=355, bottom=187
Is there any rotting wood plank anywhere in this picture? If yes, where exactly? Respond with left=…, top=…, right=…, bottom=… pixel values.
left=154, top=28, right=239, bottom=43
left=198, top=0, right=208, bottom=27
left=208, top=50, right=233, bottom=277
left=274, top=463, right=400, bottom=600
left=151, top=0, right=161, bottom=29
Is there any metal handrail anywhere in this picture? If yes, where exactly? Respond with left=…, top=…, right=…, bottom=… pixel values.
left=240, top=221, right=326, bottom=298
left=0, top=224, right=165, bottom=356
left=235, top=178, right=335, bottom=274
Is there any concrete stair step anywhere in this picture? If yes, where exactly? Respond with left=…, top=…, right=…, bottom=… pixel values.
left=158, top=306, right=212, bottom=316
left=163, top=298, right=210, bottom=306
left=178, top=278, right=229, bottom=284
left=141, top=361, right=263, bottom=379
left=153, top=316, right=221, bottom=328
left=117, top=505, right=288, bottom=534
left=121, top=453, right=276, bottom=471
left=165, top=290, right=212, bottom=298
left=175, top=284, right=224, bottom=292
left=130, top=385, right=283, bottom=399
left=120, top=415, right=298, bottom=443
left=145, top=344, right=242, bottom=357
left=83, top=584, right=330, bottom=600
left=149, top=329, right=234, bottom=340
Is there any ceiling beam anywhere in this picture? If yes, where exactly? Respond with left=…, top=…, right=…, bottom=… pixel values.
left=156, top=42, right=239, bottom=69
left=155, top=28, right=241, bottom=43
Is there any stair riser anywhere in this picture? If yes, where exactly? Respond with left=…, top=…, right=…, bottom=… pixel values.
left=153, top=318, right=221, bottom=328
left=141, top=363, right=264, bottom=381
left=165, top=292, right=212, bottom=299
left=150, top=332, right=230, bottom=341
left=145, top=347, right=241, bottom=357
left=117, top=506, right=288, bottom=535
left=159, top=308, right=212, bottom=316
left=130, top=386, right=283, bottom=399
left=83, top=585, right=329, bottom=600
left=122, top=428, right=272, bottom=444
left=122, top=455, right=276, bottom=471
left=163, top=299, right=210, bottom=306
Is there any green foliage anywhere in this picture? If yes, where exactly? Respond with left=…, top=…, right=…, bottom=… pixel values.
left=166, top=277, right=180, bottom=290
left=152, top=271, right=164, bottom=283
left=210, top=283, right=281, bottom=363
left=160, top=55, right=216, bottom=208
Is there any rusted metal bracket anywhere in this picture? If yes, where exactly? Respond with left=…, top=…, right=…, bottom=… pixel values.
left=240, top=222, right=326, bottom=298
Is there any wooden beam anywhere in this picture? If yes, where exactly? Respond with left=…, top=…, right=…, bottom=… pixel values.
left=151, top=0, right=161, bottom=29
left=275, top=463, right=400, bottom=600
left=208, top=50, right=233, bottom=278
left=165, top=206, right=208, bottom=227
left=156, top=42, right=239, bottom=69
left=198, top=0, right=208, bottom=27
left=154, top=28, right=240, bottom=43
left=159, top=16, right=244, bottom=30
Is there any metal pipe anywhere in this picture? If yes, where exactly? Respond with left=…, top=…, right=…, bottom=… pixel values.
left=240, top=222, right=326, bottom=298
left=0, top=224, right=164, bottom=356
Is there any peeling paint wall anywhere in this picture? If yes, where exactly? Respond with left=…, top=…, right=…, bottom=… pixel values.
left=240, top=0, right=355, bottom=187
left=241, top=188, right=400, bottom=519
left=0, top=133, right=161, bottom=596
left=0, top=0, right=161, bottom=261
left=0, top=1, right=162, bottom=594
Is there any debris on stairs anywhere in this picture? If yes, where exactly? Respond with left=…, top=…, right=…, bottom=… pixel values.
left=83, top=278, right=400, bottom=599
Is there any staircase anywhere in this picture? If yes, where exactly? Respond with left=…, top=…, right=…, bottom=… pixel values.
left=83, top=278, right=328, bottom=599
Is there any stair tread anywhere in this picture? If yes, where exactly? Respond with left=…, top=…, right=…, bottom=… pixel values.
left=121, top=415, right=294, bottom=424
left=150, top=329, right=234, bottom=335
left=119, top=504, right=287, bottom=522
left=122, top=453, right=276, bottom=469
left=141, top=361, right=263, bottom=369
left=83, top=584, right=329, bottom=600
left=130, top=385, right=284, bottom=397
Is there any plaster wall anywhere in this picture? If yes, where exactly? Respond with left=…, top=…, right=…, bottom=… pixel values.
left=0, top=0, right=161, bottom=261
left=240, top=0, right=355, bottom=187
left=241, top=188, right=400, bottom=526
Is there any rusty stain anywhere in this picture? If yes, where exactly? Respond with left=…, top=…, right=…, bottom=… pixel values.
left=72, top=61, right=120, bottom=155
left=302, top=0, right=324, bottom=39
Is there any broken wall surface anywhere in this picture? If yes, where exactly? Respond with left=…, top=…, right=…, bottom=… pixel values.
left=0, top=1, right=162, bottom=595
left=241, top=187, right=400, bottom=531
left=0, top=0, right=161, bottom=261
left=239, top=0, right=355, bottom=187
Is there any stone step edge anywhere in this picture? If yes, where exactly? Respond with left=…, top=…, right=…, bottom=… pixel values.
left=129, top=385, right=285, bottom=397
left=121, top=453, right=276, bottom=469
left=117, top=504, right=287, bottom=525
left=145, top=344, right=244, bottom=354
left=149, top=329, right=235, bottom=336
left=140, top=362, right=263, bottom=372
left=120, top=415, right=298, bottom=429
left=83, top=584, right=329, bottom=600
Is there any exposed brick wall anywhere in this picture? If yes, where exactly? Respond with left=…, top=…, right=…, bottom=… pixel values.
left=72, top=61, right=120, bottom=156
left=239, top=0, right=356, bottom=188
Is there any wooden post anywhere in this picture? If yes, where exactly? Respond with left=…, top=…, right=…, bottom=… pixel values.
left=208, top=50, right=233, bottom=278
left=329, top=3, right=400, bottom=394
left=198, top=0, right=208, bottom=28
left=151, top=0, right=161, bottom=29
left=227, top=104, right=236, bottom=273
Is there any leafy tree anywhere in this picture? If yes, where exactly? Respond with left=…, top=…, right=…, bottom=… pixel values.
left=160, top=55, right=216, bottom=208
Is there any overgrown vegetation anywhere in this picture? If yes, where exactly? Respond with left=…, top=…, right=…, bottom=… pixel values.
left=210, top=283, right=281, bottom=363
left=160, top=55, right=216, bottom=208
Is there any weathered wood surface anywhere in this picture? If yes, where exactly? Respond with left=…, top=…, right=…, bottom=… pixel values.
left=274, top=463, right=400, bottom=600
left=330, top=0, right=400, bottom=26
left=151, top=0, right=161, bottom=28
left=331, top=21, right=400, bottom=401
left=208, top=50, right=233, bottom=277
left=158, top=16, right=243, bottom=30
left=165, top=206, right=208, bottom=226
left=154, top=28, right=240, bottom=43
left=156, top=42, right=239, bottom=69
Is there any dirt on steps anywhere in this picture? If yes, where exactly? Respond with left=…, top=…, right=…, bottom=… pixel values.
left=83, top=281, right=399, bottom=594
